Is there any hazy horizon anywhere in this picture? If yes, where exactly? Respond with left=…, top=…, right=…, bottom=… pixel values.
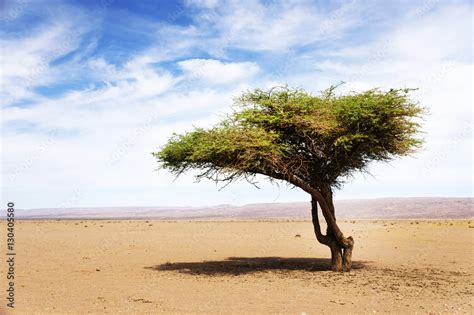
left=13, top=196, right=474, bottom=210
left=7, top=197, right=472, bottom=220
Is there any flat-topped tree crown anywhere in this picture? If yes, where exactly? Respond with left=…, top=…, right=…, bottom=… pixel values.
left=154, top=86, right=424, bottom=272
left=155, top=86, right=423, bottom=190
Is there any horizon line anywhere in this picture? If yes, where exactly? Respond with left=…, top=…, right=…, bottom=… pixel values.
left=16, top=196, right=474, bottom=211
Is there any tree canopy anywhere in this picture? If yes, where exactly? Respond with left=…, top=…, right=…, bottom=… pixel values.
left=154, top=86, right=424, bottom=191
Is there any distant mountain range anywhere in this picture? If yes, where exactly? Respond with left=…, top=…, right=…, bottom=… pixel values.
left=4, top=198, right=472, bottom=220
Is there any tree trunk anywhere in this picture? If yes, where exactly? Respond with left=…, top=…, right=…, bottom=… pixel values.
left=310, top=196, right=354, bottom=272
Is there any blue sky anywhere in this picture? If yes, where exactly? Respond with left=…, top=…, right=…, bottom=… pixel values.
left=1, top=0, right=472, bottom=209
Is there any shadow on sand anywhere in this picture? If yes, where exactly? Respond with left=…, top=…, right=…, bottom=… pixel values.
left=145, top=257, right=369, bottom=276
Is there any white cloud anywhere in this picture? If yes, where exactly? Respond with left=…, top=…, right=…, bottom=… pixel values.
left=0, top=6, right=94, bottom=106
left=149, top=0, right=363, bottom=58
left=201, top=0, right=361, bottom=53
left=178, top=59, right=260, bottom=85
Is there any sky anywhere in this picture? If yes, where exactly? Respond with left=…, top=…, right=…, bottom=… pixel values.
left=0, top=0, right=472, bottom=209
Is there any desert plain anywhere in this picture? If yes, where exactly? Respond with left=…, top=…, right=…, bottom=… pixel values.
left=0, top=219, right=472, bottom=314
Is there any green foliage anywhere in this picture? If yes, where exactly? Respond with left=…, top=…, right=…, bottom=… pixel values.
left=153, top=86, right=424, bottom=190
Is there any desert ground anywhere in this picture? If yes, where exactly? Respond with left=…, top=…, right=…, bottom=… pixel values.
left=0, top=219, right=472, bottom=314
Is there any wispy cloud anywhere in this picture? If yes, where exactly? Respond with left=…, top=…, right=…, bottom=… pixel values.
left=0, top=3, right=98, bottom=106
left=178, top=59, right=260, bottom=85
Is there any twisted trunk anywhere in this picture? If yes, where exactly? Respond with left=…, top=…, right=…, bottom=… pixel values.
left=310, top=194, right=354, bottom=272
left=258, top=164, right=354, bottom=271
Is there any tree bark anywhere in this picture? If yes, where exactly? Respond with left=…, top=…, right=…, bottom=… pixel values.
left=310, top=195, right=354, bottom=272
left=342, top=236, right=354, bottom=272
left=329, top=240, right=343, bottom=272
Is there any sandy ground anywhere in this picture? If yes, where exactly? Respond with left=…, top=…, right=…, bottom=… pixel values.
left=0, top=219, right=472, bottom=314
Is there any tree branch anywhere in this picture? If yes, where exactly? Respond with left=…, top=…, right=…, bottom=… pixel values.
left=311, top=197, right=331, bottom=245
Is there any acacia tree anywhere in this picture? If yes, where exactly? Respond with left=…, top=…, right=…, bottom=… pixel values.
left=154, top=86, right=424, bottom=272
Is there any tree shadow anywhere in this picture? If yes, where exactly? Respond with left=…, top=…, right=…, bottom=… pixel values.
left=145, top=257, right=369, bottom=276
